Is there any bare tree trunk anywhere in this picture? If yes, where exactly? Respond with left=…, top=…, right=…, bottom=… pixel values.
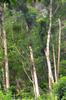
left=0, top=5, right=9, bottom=89
left=57, top=18, right=61, bottom=78
left=3, top=29, right=10, bottom=90
left=52, top=45, right=57, bottom=83
left=45, top=0, right=54, bottom=90
left=0, top=4, right=10, bottom=90
left=2, top=67, right=6, bottom=90
left=29, top=45, right=40, bottom=98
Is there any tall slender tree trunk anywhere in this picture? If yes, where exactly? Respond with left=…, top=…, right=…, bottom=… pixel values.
left=0, top=4, right=10, bottom=90
left=29, top=45, right=40, bottom=98
left=0, top=6, right=5, bottom=89
left=2, top=29, right=10, bottom=89
left=57, top=18, right=61, bottom=78
left=45, top=0, right=54, bottom=90
left=53, top=45, right=57, bottom=83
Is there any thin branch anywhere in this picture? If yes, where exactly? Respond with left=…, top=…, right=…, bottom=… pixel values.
left=13, top=44, right=33, bottom=83
left=53, top=4, right=59, bottom=16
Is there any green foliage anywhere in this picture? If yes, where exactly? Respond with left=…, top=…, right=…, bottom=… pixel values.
left=60, top=60, right=66, bottom=76
left=62, top=95, right=66, bottom=100
left=0, top=0, right=66, bottom=99
left=0, top=0, right=16, bottom=4
left=0, top=91, right=12, bottom=100
left=62, top=0, right=66, bottom=4
left=35, top=93, right=56, bottom=100
left=16, top=91, right=34, bottom=100
left=54, top=77, right=66, bottom=100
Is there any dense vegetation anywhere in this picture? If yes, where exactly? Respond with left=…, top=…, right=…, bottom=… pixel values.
left=0, top=0, right=66, bottom=100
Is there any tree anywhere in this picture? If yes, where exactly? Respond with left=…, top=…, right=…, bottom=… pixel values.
left=29, top=45, right=40, bottom=98
left=0, top=0, right=16, bottom=90
left=45, top=0, right=54, bottom=90
left=57, top=18, right=61, bottom=78
left=0, top=4, right=9, bottom=90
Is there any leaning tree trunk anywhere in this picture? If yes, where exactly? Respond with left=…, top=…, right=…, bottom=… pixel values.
left=0, top=4, right=10, bottom=90
left=29, top=45, right=40, bottom=98
left=45, top=0, right=54, bottom=90
left=57, top=18, right=61, bottom=78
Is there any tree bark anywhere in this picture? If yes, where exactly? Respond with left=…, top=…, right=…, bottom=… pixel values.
left=2, top=66, right=6, bottom=90
left=57, top=18, right=61, bottom=78
left=29, top=45, right=40, bottom=98
left=0, top=4, right=10, bottom=90
left=3, top=29, right=10, bottom=90
left=45, top=0, right=54, bottom=90
left=52, top=45, right=57, bottom=83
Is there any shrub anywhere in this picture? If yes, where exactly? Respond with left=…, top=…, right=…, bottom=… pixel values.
left=53, top=76, right=66, bottom=100
left=0, top=91, right=12, bottom=100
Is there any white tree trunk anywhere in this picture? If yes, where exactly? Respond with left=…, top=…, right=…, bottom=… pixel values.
left=45, top=51, right=54, bottom=90
left=53, top=45, right=57, bottom=83
left=29, top=45, right=40, bottom=98
left=3, top=29, right=10, bottom=90
left=0, top=4, right=10, bottom=90
left=4, top=4, right=10, bottom=90
left=57, top=18, right=61, bottom=78
left=45, top=0, right=54, bottom=90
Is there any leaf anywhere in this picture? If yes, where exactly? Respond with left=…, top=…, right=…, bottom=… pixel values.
left=10, top=0, right=16, bottom=4
left=62, top=0, right=66, bottom=4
